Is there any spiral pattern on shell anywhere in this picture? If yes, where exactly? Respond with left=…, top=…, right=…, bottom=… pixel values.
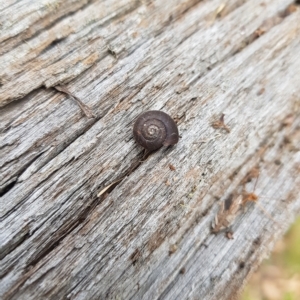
left=133, top=111, right=179, bottom=151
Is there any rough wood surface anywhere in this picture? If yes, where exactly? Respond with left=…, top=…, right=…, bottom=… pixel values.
left=1, top=0, right=300, bottom=299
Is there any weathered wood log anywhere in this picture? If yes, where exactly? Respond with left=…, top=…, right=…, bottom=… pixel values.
left=1, top=0, right=300, bottom=299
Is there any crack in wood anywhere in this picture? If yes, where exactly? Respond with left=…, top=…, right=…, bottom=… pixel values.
left=1, top=149, right=147, bottom=278
left=0, top=0, right=267, bottom=108
left=0, top=178, right=17, bottom=198
left=232, top=2, right=298, bottom=57
left=0, top=0, right=97, bottom=55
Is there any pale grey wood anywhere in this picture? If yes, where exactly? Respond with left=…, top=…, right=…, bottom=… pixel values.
left=0, top=0, right=300, bottom=299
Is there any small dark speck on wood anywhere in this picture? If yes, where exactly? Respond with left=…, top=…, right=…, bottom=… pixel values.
left=211, top=113, right=231, bottom=133
left=169, top=164, right=176, bottom=171
left=226, top=230, right=234, bottom=240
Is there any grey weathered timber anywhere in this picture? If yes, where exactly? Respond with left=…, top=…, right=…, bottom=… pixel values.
left=1, top=0, right=300, bottom=299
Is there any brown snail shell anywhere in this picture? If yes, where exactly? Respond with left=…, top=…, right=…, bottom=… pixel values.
left=133, top=110, right=179, bottom=151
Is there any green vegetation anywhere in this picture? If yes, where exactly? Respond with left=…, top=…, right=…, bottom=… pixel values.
left=242, top=217, right=300, bottom=300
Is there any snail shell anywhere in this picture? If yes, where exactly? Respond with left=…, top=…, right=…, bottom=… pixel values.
left=133, top=110, right=179, bottom=151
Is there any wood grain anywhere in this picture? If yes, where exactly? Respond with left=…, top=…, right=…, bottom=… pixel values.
left=1, top=0, right=300, bottom=299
